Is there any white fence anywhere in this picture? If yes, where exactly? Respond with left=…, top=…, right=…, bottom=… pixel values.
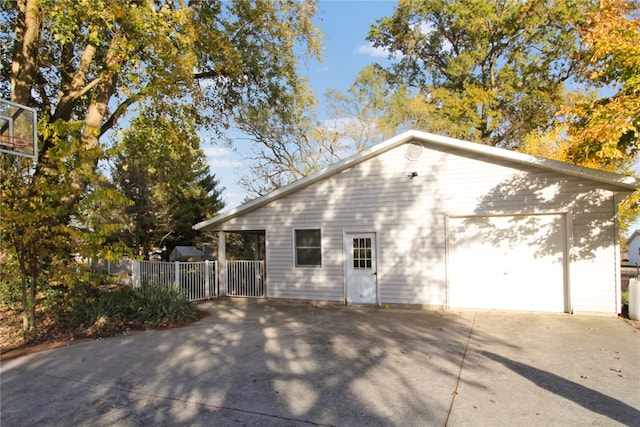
left=90, top=258, right=134, bottom=277
left=227, top=260, right=265, bottom=298
left=91, top=259, right=265, bottom=300
left=132, top=260, right=218, bottom=301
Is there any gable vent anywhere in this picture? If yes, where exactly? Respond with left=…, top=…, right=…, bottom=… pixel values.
left=405, top=142, right=423, bottom=161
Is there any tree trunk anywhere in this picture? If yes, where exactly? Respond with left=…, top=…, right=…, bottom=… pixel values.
left=29, top=270, right=36, bottom=330
left=11, top=0, right=42, bottom=105
left=20, top=275, right=29, bottom=331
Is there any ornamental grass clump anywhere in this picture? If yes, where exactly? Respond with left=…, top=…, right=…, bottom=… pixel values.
left=86, top=283, right=198, bottom=332
left=130, top=284, right=197, bottom=327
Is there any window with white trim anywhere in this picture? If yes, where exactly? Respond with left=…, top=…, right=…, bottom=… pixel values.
left=295, top=229, right=322, bottom=267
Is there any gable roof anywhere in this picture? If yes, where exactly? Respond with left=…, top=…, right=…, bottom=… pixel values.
left=195, top=130, right=639, bottom=231
left=171, top=246, right=204, bottom=257
left=627, top=230, right=640, bottom=244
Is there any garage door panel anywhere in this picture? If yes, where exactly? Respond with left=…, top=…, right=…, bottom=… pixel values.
left=448, top=214, right=566, bottom=312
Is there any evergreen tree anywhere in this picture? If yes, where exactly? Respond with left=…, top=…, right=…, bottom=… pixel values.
left=110, top=104, right=224, bottom=258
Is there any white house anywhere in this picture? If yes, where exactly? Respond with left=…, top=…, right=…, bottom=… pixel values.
left=626, top=230, right=640, bottom=266
left=195, top=131, right=639, bottom=315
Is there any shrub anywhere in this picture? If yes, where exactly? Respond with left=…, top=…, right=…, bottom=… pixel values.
left=85, top=283, right=197, bottom=330
left=0, top=280, right=23, bottom=308
left=622, top=290, right=629, bottom=306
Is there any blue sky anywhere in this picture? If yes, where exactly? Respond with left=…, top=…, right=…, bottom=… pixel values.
left=205, top=1, right=398, bottom=209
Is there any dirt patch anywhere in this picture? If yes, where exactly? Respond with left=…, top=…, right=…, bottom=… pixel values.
left=0, top=338, right=91, bottom=361
left=1, top=307, right=211, bottom=361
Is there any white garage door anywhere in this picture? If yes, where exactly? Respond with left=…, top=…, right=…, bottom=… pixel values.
left=448, top=214, right=567, bottom=312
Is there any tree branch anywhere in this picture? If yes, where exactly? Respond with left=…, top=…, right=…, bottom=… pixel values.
left=54, top=39, right=99, bottom=121
left=101, top=93, right=143, bottom=137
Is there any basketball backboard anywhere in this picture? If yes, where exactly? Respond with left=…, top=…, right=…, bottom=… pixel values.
left=0, top=99, right=37, bottom=160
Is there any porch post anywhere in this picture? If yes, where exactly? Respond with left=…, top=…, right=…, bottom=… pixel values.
left=218, top=231, right=226, bottom=297
left=204, top=260, right=211, bottom=299
left=255, top=233, right=260, bottom=261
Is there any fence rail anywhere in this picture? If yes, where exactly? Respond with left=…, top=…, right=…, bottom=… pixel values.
left=91, top=259, right=265, bottom=301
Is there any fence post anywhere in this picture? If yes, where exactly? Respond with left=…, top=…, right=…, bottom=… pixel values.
left=214, top=260, right=219, bottom=297
left=260, top=261, right=265, bottom=298
left=205, top=260, right=211, bottom=299
left=132, top=260, right=140, bottom=288
left=174, top=261, right=180, bottom=287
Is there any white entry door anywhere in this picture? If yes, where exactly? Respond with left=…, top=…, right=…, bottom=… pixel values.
left=346, top=233, right=377, bottom=304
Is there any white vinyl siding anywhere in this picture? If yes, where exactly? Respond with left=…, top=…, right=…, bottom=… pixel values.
left=218, top=141, right=623, bottom=313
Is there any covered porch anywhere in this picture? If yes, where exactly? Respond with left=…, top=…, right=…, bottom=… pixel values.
left=214, top=229, right=266, bottom=298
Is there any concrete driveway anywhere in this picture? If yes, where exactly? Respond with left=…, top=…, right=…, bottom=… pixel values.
left=1, top=299, right=639, bottom=426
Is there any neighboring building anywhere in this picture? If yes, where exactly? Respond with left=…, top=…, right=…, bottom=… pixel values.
left=169, top=246, right=205, bottom=262
left=195, top=131, right=639, bottom=315
left=626, top=230, right=640, bottom=266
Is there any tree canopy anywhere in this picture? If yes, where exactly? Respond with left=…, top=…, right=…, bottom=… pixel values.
left=366, top=0, right=594, bottom=148
left=2, top=0, right=321, bottom=150
left=561, top=0, right=640, bottom=169
left=238, top=64, right=399, bottom=196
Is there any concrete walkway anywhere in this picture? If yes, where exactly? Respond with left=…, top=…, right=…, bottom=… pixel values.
left=1, top=299, right=639, bottom=426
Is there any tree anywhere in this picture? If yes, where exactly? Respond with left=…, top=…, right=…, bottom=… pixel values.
left=367, top=0, right=594, bottom=148
left=560, top=0, right=640, bottom=169
left=2, top=0, right=321, bottom=189
left=523, top=0, right=640, bottom=233
left=322, top=65, right=396, bottom=146
left=236, top=91, right=337, bottom=195
left=1, top=0, right=321, bottom=330
left=239, top=65, right=396, bottom=196
left=110, top=104, right=224, bottom=258
left=0, top=125, right=93, bottom=330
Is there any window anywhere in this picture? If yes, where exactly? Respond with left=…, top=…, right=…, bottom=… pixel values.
left=295, top=229, right=321, bottom=267
left=353, top=237, right=372, bottom=270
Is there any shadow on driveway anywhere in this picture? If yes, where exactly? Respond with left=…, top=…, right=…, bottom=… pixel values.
left=482, top=351, right=640, bottom=426
left=1, top=300, right=638, bottom=426
left=1, top=301, right=479, bottom=426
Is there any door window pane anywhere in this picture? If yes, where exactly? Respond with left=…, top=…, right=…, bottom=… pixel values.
left=353, top=238, right=372, bottom=270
